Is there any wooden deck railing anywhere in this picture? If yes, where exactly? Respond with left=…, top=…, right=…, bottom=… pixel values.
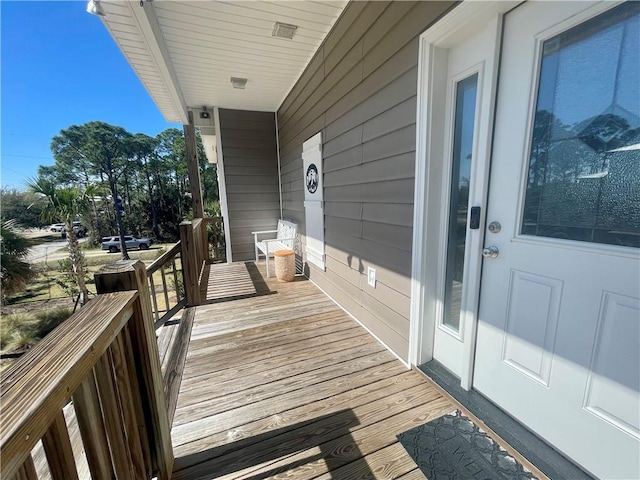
left=1, top=214, right=225, bottom=479
left=146, top=242, right=186, bottom=329
left=204, top=216, right=225, bottom=262
left=179, top=216, right=224, bottom=306
left=180, top=219, right=205, bottom=306
left=0, top=283, right=173, bottom=480
left=145, top=215, right=224, bottom=324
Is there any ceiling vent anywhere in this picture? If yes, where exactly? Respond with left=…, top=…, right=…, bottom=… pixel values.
left=272, top=22, right=298, bottom=39
left=230, top=77, right=247, bottom=89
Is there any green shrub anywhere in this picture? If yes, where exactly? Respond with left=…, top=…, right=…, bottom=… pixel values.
left=170, top=275, right=185, bottom=298
left=56, top=258, right=89, bottom=298
left=32, top=307, right=72, bottom=339
left=5, top=330, right=38, bottom=352
left=0, top=307, right=72, bottom=353
left=0, top=312, right=30, bottom=350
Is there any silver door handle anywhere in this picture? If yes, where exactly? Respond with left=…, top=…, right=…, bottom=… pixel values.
left=482, top=246, right=499, bottom=258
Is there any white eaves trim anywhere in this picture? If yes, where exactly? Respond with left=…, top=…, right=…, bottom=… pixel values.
left=123, top=1, right=188, bottom=124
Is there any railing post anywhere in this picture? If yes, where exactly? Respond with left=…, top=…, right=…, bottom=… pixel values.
left=200, top=218, right=210, bottom=263
left=94, top=261, right=174, bottom=480
left=180, top=222, right=202, bottom=306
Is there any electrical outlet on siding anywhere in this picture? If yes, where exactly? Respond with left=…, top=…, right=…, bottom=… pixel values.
left=367, top=267, right=376, bottom=288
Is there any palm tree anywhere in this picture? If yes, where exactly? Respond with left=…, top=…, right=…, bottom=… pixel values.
left=0, top=219, right=35, bottom=304
left=26, top=177, right=95, bottom=307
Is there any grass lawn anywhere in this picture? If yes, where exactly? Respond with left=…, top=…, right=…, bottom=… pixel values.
left=2, top=242, right=184, bottom=357
left=6, top=244, right=176, bottom=305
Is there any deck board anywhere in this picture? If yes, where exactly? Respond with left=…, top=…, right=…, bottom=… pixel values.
left=172, top=261, right=454, bottom=479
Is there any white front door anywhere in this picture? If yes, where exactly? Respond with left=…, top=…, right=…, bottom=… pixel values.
left=474, top=2, right=640, bottom=478
left=432, top=21, right=498, bottom=380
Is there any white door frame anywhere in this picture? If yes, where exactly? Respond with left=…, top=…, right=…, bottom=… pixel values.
left=409, top=1, right=517, bottom=388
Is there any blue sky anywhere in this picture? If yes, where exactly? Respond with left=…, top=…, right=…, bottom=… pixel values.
left=1, top=1, right=180, bottom=190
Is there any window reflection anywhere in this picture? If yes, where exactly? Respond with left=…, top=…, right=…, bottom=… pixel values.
left=443, top=74, right=478, bottom=332
left=522, top=2, right=640, bottom=248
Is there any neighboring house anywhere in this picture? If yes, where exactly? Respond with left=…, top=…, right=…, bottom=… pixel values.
left=95, top=1, right=639, bottom=478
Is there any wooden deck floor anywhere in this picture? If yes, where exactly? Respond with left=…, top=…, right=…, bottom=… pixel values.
left=171, top=261, right=455, bottom=480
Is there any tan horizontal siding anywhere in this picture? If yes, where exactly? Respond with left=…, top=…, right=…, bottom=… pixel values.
left=219, top=108, right=280, bottom=262
left=277, top=1, right=455, bottom=362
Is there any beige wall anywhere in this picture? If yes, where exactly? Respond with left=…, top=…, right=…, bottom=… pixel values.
left=219, top=109, right=281, bottom=262
left=277, top=1, right=455, bottom=361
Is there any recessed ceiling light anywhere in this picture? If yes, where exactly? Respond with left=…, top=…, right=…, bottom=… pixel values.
left=272, top=22, right=298, bottom=39
left=230, top=77, right=247, bottom=89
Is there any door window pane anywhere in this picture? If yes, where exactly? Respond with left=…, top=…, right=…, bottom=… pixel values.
left=522, top=3, right=640, bottom=248
left=443, top=74, right=478, bottom=331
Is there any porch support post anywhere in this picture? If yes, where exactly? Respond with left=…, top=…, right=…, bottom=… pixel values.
left=94, top=260, right=174, bottom=480
left=184, top=110, right=204, bottom=218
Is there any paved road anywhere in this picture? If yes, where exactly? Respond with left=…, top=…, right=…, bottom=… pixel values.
left=26, top=238, right=92, bottom=264
left=26, top=239, right=69, bottom=263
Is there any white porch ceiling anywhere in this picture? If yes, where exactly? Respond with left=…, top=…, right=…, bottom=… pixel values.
left=99, top=0, right=348, bottom=124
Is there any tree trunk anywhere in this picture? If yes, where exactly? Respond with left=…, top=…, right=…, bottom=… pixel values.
left=65, top=223, right=89, bottom=305
left=147, top=174, right=160, bottom=240
left=109, top=178, right=130, bottom=260
left=143, top=158, right=160, bottom=240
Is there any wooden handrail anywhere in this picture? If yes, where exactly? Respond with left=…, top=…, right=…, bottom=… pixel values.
left=146, top=241, right=181, bottom=275
left=1, top=292, right=138, bottom=479
left=202, top=216, right=223, bottom=225
left=146, top=242, right=186, bottom=328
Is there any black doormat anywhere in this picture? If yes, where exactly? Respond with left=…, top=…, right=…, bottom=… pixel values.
left=397, top=410, right=539, bottom=480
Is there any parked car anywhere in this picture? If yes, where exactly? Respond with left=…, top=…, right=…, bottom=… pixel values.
left=49, top=223, right=65, bottom=232
left=101, top=235, right=152, bottom=253
left=61, top=222, right=88, bottom=238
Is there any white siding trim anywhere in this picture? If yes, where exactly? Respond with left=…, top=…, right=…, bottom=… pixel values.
left=214, top=106, right=233, bottom=263
left=275, top=113, right=283, bottom=219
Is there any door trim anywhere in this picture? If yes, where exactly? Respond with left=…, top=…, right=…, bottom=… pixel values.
left=213, top=106, right=233, bottom=263
left=409, top=1, right=517, bottom=388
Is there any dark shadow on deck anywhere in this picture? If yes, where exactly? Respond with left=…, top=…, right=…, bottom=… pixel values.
left=199, top=262, right=277, bottom=305
left=173, top=409, right=371, bottom=480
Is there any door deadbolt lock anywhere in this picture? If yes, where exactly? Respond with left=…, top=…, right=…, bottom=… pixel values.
left=482, top=246, right=500, bottom=258
left=488, top=221, right=502, bottom=233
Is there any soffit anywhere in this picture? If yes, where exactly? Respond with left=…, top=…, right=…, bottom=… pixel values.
left=99, top=0, right=347, bottom=124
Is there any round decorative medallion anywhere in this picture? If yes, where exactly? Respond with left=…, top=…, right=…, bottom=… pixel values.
left=306, top=163, right=319, bottom=194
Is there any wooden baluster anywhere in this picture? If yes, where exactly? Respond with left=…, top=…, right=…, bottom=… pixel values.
left=94, top=260, right=174, bottom=479
left=128, top=288, right=174, bottom=479
left=94, top=350, right=136, bottom=479
left=201, top=218, right=209, bottom=263
left=213, top=218, right=221, bottom=260
left=41, top=411, right=79, bottom=480
left=148, top=273, right=160, bottom=322
left=171, top=257, right=181, bottom=303
left=73, top=372, right=115, bottom=480
left=122, top=324, right=153, bottom=477
left=160, top=267, right=170, bottom=311
left=110, top=333, right=147, bottom=479
left=12, top=455, right=37, bottom=480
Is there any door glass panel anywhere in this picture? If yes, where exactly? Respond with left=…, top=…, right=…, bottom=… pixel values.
left=443, top=74, right=478, bottom=331
left=522, top=3, right=640, bottom=248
